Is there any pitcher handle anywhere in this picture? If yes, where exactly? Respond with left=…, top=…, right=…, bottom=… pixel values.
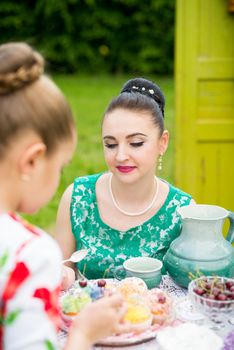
left=226, top=211, right=234, bottom=244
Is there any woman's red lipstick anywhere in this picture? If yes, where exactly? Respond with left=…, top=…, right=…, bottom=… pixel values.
left=116, top=166, right=136, bottom=173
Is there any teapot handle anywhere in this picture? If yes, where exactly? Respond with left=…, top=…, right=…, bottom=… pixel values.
left=226, top=211, right=234, bottom=244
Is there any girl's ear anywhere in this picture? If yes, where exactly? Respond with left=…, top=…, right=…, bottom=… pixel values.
left=19, top=142, right=47, bottom=180
left=159, top=130, right=169, bottom=155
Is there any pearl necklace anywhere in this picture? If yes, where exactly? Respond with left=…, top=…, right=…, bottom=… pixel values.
left=108, top=173, right=159, bottom=217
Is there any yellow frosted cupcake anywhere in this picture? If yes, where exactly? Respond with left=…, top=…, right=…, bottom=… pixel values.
left=124, top=296, right=153, bottom=333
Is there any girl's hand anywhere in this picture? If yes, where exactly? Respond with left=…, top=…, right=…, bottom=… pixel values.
left=70, top=294, right=129, bottom=345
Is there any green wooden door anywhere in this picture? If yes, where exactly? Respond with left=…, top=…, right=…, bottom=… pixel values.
left=175, top=0, right=234, bottom=210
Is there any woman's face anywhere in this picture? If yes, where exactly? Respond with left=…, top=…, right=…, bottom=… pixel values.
left=102, top=108, right=168, bottom=183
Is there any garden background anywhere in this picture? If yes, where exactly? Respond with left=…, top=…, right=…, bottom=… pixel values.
left=0, top=0, right=175, bottom=229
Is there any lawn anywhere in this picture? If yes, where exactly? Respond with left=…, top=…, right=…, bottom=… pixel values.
left=26, top=74, right=174, bottom=230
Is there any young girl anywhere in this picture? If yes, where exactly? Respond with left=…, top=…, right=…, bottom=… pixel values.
left=56, top=77, right=194, bottom=282
left=0, top=42, right=127, bottom=350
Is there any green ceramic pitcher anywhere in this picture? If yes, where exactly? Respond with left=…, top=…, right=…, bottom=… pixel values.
left=163, top=204, right=234, bottom=288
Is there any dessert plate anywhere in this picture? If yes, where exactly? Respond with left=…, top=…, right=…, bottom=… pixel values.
left=96, top=325, right=159, bottom=347
left=59, top=278, right=178, bottom=346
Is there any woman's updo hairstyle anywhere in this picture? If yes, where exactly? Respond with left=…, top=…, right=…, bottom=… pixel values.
left=104, top=77, right=165, bottom=134
left=0, top=42, right=75, bottom=159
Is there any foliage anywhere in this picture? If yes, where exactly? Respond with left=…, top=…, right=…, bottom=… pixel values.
left=0, top=0, right=175, bottom=75
left=23, top=74, right=174, bottom=230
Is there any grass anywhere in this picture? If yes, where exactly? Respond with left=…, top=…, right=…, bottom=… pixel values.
left=26, top=74, right=174, bottom=230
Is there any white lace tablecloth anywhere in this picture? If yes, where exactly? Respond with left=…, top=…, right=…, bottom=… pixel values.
left=58, top=274, right=230, bottom=350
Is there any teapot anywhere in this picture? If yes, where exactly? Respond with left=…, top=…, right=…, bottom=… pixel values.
left=163, top=204, right=234, bottom=288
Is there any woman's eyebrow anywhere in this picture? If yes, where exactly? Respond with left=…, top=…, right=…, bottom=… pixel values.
left=103, top=136, right=116, bottom=140
left=103, top=133, right=147, bottom=141
left=126, top=133, right=147, bottom=139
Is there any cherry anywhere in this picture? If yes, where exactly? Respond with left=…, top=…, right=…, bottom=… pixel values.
left=158, top=295, right=166, bottom=304
left=204, top=282, right=212, bottom=289
left=217, top=293, right=227, bottom=301
left=79, top=280, right=88, bottom=288
left=212, top=287, right=220, bottom=297
left=97, top=279, right=106, bottom=287
left=193, top=287, right=205, bottom=296
left=225, top=281, right=234, bottom=290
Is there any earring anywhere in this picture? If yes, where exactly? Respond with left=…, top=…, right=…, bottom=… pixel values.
left=158, top=155, right=163, bottom=171
left=21, top=174, right=30, bottom=182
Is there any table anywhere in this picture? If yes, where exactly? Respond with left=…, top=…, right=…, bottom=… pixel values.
left=58, top=275, right=232, bottom=349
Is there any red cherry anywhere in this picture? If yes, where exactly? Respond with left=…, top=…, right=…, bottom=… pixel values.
left=212, top=287, right=220, bottom=297
left=217, top=294, right=227, bottom=301
left=193, top=287, right=205, bottom=296
left=158, top=295, right=166, bottom=304
left=204, top=282, right=212, bottom=290
left=79, top=280, right=88, bottom=288
left=97, top=279, right=106, bottom=287
left=225, top=281, right=234, bottom=290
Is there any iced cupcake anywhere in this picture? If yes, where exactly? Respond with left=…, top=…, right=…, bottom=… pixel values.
left=124, top=295, right=153, bottom=333
left=147, top=288, right=172, bottom=324
left=117, top=277, right=148, bottom=298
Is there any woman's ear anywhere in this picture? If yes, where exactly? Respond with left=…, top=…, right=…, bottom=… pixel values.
left=159, top=130, right=169, bottom=155
left=19, top=142, right=47, bottom=180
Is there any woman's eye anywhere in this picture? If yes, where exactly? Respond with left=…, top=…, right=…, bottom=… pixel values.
left=105, top=143, right=117, bottom=149
left=130, top=142, right=144, bottom=147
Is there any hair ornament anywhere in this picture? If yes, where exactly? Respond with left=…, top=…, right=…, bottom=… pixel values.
left=142, top=87, right=146, bottom=91
left=149, top=89, right=154, bottom=95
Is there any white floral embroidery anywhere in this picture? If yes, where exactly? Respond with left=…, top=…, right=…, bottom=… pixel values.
left=70, top=174, right=192, bottom=279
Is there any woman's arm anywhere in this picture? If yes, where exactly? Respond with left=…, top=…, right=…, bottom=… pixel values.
left=55, top=184, right=76, bottom=289
left=55, top=184, right=76, bottom=261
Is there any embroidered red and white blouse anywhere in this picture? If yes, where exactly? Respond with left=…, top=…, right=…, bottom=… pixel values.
left=0, top=213, right=62, bottom=350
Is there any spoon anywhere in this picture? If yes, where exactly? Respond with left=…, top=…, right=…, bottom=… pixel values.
left=62, top=249, right=89, bottom=264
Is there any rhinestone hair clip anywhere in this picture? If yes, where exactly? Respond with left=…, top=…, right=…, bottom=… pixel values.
left=132, top=85, right=155, bottom=95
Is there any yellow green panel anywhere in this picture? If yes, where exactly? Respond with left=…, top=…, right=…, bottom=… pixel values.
left=198, top=80, right=234, bottom=114
left=196, top=122, right=234, bottom=141
left=175, top=0, right=234, bottom=211
left=196, top=143, right=234, bottom=211
left=199, top=0, right=234, bottom=58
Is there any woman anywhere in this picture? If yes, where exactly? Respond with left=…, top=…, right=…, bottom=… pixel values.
left=56, top=77, right=193, bottom=282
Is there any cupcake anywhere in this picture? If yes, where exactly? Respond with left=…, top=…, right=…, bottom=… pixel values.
left=61, top=290, right=92, bottom=316
left=117, top=277, right=148, bottom=298
left=147, top=288, right=172, bottom=324
left=124, top=295, right=153, bottom=333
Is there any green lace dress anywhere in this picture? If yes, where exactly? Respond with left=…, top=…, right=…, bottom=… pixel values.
left=70, top=173, right=192, bottom=279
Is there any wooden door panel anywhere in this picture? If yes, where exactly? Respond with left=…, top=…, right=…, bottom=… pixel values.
left=197, top=143, right=234, bottom=209
left=175, top=0, right=234, bottom=210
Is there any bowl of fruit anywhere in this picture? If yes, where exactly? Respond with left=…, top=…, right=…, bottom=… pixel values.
left=188, top=276, right=234, bottom=333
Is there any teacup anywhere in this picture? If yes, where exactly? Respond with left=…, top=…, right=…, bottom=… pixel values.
left=114, top=257, right=163, bottom=289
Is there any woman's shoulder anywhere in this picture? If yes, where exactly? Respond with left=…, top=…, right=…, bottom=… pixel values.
left=71, top=173, right=104, bottom=206
left=167, top=182, right=193, bottom=204
left=73, top=172, right=103, bottom=189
